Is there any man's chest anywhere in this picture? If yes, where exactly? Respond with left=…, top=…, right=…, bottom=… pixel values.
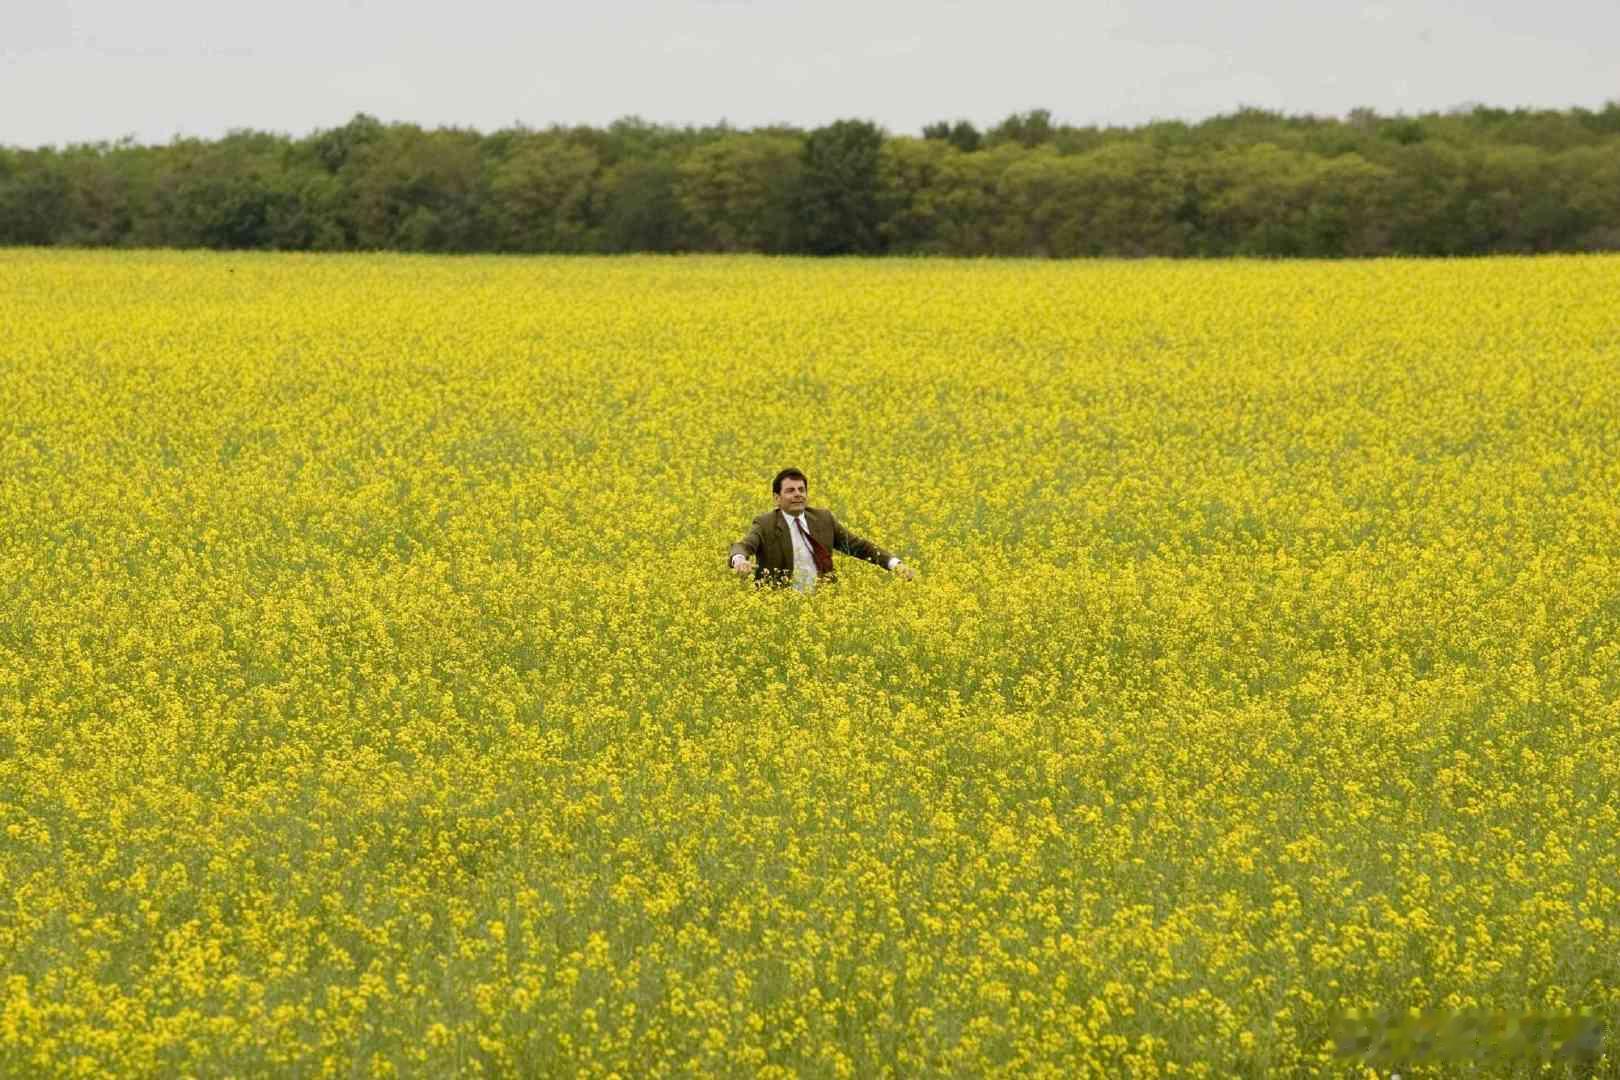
left=770, top=513, right=831, bottom=559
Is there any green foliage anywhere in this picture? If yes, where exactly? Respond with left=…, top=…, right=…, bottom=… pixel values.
left=922, top=120, right=982, bottom=153
left=0, top=149, right=71, bottom=246
left=987, top=108, right=1056, bottom=149
left=877, top=137, right=959, bottom=253
left=675, top=133, right=801, bottom=253
left=311, top=113, right=385, bottom=174
left=488, top=136, right=600, bottom=253
left=2, top=104, right=1618, bottom=256
left=344, top=126, right=487, bottom=251
left=793, top=119, right=886, bottom=254
left=597, top=158, right=691, bottom=253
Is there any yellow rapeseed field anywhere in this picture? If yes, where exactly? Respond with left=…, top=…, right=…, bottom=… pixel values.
left=2, top=250, right=1618, bottom=1077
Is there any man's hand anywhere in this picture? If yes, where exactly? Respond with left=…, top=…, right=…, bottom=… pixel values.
left=892, top=561, right=915, bottom=581
left=731, top=555, right=754, bottom=577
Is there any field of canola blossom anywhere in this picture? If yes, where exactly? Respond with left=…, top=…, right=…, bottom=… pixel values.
left=2, top=249, right=1618, bottom=1077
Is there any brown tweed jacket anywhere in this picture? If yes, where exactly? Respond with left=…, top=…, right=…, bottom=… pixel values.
left=728, top=507, right=895, bottom=587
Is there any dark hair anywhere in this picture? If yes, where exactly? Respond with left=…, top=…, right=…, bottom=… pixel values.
left=772, top=467, right=808, bottom=495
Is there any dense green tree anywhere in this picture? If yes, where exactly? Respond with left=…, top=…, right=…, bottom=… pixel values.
left=793, top=119, right=886, bottom=254
left=0, top=149, right=69, bottom=244
left=1069, top=143, right=1191, bottom=256
left=1576, top=101, right=1620, bottom=135
left=987, top=144, right=1183, bottom=256
left=488, top=135, right=600, bottom=252
left=344, top=126, right=486, bottom=250
left=1300, top=153, right=1397, bottom=255
left=597, top=157, right=690, bottom=253
left=926, top=144, right=1024, bottom=256
left=992, top=147, right=1081, bottom=254
left=922, top=120, right=982, bottom=153
left=58, top=141, right=159, bottom=247
left=311, top=113, right=386, bottom=174
left=675, top=134, right=801, bottom=252
left=987, top=109, right=1056, bottom=149
left=261, top=170, right=346, bottom=251
left=1382, top=142, right=1479, bottom=255
left=877, top=136, right=958, bottom=253
left=147, top=132, right=289, bottom=249
left=1558, top=144, right=1620, bottom=250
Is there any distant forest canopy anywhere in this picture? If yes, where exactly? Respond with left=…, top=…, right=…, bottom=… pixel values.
left=3, top=104, right=1619, bottom=257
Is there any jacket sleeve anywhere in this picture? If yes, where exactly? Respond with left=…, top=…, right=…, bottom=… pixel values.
left=729, top=515, right=766, bottom=566
left=829, top=513, right=895, bottom=569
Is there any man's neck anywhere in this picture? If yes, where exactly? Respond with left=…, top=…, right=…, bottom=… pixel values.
left=781, top=508, right=805, bottom=519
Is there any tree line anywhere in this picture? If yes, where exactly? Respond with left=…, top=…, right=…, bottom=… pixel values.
left=3, top=104, right=1618, bottom=257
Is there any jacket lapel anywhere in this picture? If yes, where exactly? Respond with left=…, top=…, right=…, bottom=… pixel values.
left=807, top=507, right=832, bottom=550
left=772, top=511, right=790, bottom=566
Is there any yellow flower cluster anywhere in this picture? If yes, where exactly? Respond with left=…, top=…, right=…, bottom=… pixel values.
left=1, top=250, right=1617, bottom=1076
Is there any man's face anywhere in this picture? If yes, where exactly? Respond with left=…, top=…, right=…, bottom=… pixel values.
left=774, top=477, right=808, bottom=515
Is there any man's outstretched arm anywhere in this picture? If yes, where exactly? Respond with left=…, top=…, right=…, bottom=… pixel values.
left=830, top=515, right=914, bottom=578
left=729, top=519, right=764, bottom=575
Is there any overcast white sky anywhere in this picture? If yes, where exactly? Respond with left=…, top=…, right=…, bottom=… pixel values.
left=4, top=0, right=1616, bottom=148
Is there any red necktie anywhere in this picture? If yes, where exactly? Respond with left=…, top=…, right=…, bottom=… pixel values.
left=794, top=517, right=834, bottom=574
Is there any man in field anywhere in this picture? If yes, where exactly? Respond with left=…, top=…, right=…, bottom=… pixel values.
left=729, top=468, right=914, bottom=592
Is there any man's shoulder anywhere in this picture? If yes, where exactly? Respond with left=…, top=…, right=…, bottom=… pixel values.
left=753, top=509, right=781, bottom=527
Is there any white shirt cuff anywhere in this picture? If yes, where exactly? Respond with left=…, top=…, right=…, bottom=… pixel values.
left=731, top=553, right=748, bottom=567
left=886, top=557, right=901, bottom=570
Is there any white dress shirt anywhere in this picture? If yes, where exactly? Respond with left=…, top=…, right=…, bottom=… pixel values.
left=782, top=509, right=821, bottom=593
